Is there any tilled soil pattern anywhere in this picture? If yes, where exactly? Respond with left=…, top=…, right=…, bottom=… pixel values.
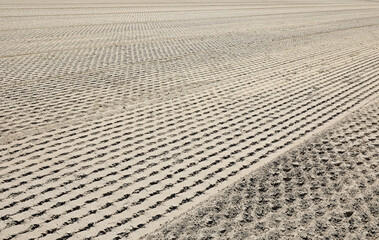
left=0, top=0, right=379, bottom=240
left=146, top=101, right=379, bottom=240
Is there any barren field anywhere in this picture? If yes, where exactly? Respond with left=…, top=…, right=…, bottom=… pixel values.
left=0, top=0, right=378, bottom=239
left=147, top=101, right=379, bottom=239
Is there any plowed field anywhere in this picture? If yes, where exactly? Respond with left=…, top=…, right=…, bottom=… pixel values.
left=0, top=1, right=378, bottom=239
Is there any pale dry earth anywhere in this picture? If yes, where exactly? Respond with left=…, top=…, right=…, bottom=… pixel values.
left=0, top=0, right=378, bottom=240
left=147, top=101, right=379, bottom=240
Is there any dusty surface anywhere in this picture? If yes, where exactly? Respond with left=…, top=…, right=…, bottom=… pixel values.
left=0, top=0, right=379, bottom=239
left=146, top=101, right=379, bottom=240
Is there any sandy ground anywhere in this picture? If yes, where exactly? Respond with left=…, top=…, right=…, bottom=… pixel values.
left=146, top=101, right=379, bottom=240
left=0, top=0, right=378, bottom=239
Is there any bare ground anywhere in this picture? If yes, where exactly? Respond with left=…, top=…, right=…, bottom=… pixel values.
left=0, top=1, right=378, bottom=240
left=146, top=101, right=379, bottom=240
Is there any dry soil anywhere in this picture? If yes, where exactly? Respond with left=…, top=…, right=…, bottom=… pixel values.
left=0, top=0, right=378, bottom=240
